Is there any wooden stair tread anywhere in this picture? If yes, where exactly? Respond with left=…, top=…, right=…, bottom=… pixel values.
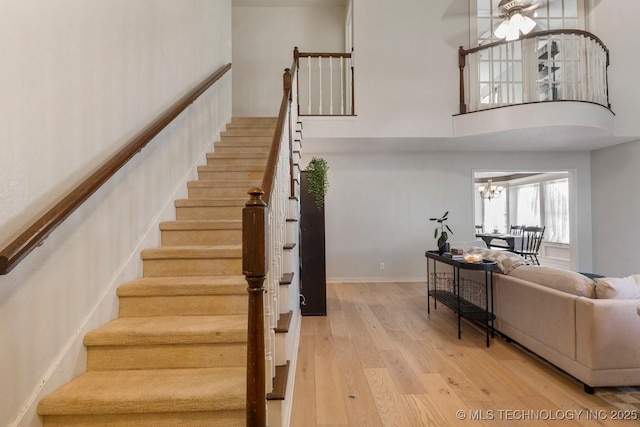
left=266, top=362, right=290, bottom=401
left=159, top=220, right=241, bottom=231
left=141, top=245, right=241, bottom=260
left=280, top=272, right=294, bottom=285
left=117, top=276, right=246, bottom=297
left=274, top=311, right=292, bottom=334
left=84, top=315, right=247, bottom=346
left=37, top=367, right=246, bottom=415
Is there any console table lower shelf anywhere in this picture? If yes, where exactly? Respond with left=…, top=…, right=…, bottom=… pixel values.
left=425, top=250, right=497, bottom=347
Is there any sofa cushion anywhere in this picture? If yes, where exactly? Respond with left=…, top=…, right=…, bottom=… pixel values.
left=463, top=247, right=530, bottom=274
left=594, top=275, right=640, bottom=299
left=507, top=265, right=597, bottom=298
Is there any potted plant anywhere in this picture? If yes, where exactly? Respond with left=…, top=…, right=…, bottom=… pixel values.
left=430, top=211, right=453, bottom=254
left=306, top=157, right=329, bottom=210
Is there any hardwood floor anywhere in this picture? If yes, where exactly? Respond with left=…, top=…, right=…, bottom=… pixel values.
left=290, top=282, right=640, bottom=426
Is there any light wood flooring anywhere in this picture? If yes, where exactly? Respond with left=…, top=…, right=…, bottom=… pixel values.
left=290, top=282, right=640, bottom=426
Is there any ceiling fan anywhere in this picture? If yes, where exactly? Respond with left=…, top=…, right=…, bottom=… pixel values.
left=493, top=0, right=541, bottom=41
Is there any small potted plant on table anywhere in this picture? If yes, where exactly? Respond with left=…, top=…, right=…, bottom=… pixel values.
left=430, top=211, right=453, bottom=255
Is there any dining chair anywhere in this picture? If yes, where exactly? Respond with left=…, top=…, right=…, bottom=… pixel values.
left=513, top=226, right=545, bottom=265
left=509, top=224, right=525, bottom=235
left=475, top=224, right=484, bottom=234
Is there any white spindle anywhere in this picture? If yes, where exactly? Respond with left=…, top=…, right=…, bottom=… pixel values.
left=318, top=56, right=322, bottom=114
left=340, top=57, right=345, bottom=115
left=329, top=56, right=334, bottom=115
left=307, top=56, right=311, bottom=114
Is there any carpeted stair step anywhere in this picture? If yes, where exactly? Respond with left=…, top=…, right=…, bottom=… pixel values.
left=197, top=164, right=265, bottom=180
left=160, top=220, right=241, bottom=246
left=220, top=129, right=275, bottom=137
left=187, top=180, right=260, bottom=199
left=214, top=142, right=271, bottom=153
left=174, top=198, right=246, bottom=221
left=141, top=245, right=241, bottom=277
left=117, top=276, right=247, bottom=317
left=218, top=135, right=273, bottom=145
left=84, top=315, right=247, bottom=370
left=37, top=367, right=245, bottom=427
left=227, top=116, right=277, bottom=127
left=206, top=152, right=269, bottom=166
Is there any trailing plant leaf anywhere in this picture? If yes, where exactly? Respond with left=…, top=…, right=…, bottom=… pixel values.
left=306, top=157, right=329, bottom=210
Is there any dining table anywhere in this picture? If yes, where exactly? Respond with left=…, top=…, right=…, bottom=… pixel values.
left=475, top=233, right=523, bottom=251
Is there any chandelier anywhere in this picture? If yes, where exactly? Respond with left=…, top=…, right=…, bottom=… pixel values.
left=494, top=7, right=536, bottom=41
left=478, top=179, right=504, bottom=201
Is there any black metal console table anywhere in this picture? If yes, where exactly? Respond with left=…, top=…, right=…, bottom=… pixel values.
left=425, top=250, right=497, bottom=347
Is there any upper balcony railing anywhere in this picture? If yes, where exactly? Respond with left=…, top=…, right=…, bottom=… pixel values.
left=458, top=29, right=610, bottom=115
left=295, top=47, right=355, bottom=116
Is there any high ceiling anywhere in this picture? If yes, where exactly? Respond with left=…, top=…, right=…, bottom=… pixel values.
left=232, top=0, right=347, bottom=6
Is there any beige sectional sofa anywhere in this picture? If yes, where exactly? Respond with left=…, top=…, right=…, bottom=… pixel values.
left=443, top=247, right=640, bottom=393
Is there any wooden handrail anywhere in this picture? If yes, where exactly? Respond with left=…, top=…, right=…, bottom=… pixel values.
left=461, top=29, right=608, bottom=56
left=297, top=51, right=352, bottom=58
left=0, top=63, right=232, bottom=275
left=244, top=52, right=298, bottom=426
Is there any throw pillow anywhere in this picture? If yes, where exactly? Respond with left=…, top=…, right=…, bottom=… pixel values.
left=508, top=265, right=597, bottom=298
left=594, top=275, right=640, bottom=299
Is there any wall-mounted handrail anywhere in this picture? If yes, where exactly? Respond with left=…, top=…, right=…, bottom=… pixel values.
left=243, top=53, right=298, bottom=426
left=0, top=63, right=232, bottom=275
left=458, top=29, right=610, bottom=114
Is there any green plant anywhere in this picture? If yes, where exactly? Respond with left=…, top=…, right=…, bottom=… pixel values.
left=430, top=211, right=453, bottom=249
left=306, top=157, right=329, bottom=210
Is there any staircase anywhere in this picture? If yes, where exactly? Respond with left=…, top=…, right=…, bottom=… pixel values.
left=37, top=117, right=284, bottom=427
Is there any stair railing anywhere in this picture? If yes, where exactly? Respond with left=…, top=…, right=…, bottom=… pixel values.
left=295, top=46, right=355, bottom=116
left=458, top=29, right=609, bottom=114
left=0, top=63, right=232, bottom=275
left=243, top=61, right=298, bottom=426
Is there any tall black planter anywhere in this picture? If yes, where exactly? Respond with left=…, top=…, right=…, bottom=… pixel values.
left=300, top=171, right=327, bottom=316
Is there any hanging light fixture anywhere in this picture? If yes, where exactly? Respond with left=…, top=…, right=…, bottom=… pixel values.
left=494, top=2, right=537, bottom=41
left=478, top=179, right=504, bottom=201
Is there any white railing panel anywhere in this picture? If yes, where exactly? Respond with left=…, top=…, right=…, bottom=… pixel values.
left=297, top=52, right=353, bottom=116
left=463, top=30, right=609, bottom=114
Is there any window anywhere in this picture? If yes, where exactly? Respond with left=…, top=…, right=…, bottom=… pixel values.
left=511, top=178, right=569, bottom=244
left=544, top=178, right=570, bottom=243
left=471, top=0, right=585, bottom=109
left=481, top=188, right=507, bottom=233
left=514, top=183, right=541, bottom=227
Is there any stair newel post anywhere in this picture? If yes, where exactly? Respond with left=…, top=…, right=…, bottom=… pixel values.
left=243, top=188, right=268, bottom=427
left=459, top=46, right=467, bottom=114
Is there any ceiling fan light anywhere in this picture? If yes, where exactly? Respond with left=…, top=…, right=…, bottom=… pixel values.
left=510, top=12, right=524, bottom=28
left=494, top=19, right=510, bottom=39
left=505, top=24, right=520, bottom=41
left=520, top=15, right=536, bottom=34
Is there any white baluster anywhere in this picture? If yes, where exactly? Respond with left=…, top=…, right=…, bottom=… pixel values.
left=318, top=56, right=322, bottom=114
left=307, top=56, right=311, bottom=114
left=340, top=57, right=345, bottom=115
left=329, top=56, right=334, bottom=115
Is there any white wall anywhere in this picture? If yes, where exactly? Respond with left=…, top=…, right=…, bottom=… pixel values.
left=589, top=0, right=640, bottom=138
left=232, top=5, right=346, bottom=116
left=591, top=139, right=640, bottom=276
left=300, top=149, right=593, bottom=282
left=301, top=0, right=468, bottom=138
left=0, top=1, right=232, bottom=425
